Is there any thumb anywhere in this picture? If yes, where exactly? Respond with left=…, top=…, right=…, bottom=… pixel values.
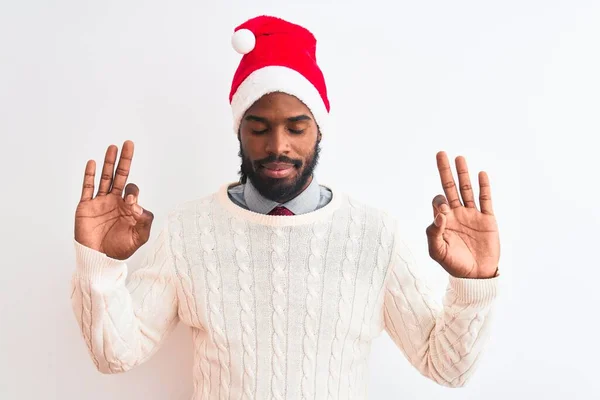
left=132, top=205, right=153, bottom=226
left=131, top=204, right=154, bottom=242
left=426, top=213, right=447, bottom=260
left=125, top=193, right=149, bottom=224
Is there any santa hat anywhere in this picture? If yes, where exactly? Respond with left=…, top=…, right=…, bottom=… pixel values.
left=229, top=16, right=330, bottom=134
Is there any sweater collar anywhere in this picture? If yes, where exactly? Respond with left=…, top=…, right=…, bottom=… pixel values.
left=219, top=180, right=341, bottom=227
left=243, top=176, right=321, bottom=215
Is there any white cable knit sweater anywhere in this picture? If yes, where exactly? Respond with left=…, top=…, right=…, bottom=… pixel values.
left=70, top=182, right=498, bottom=399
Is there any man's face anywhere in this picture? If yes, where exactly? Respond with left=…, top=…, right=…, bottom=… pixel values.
left=238, top=92, right=321, bottom=203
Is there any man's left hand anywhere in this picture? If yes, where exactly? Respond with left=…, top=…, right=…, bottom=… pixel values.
left=426, top=151, right=500, bottom=279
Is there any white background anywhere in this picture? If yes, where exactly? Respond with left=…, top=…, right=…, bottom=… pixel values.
left=1, top=0, right=599, bottom=399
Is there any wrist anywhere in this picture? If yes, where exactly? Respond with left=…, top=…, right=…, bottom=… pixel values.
left=483, top=266, right=500, bottom=279
left=453, top=266, right=499, bottom=280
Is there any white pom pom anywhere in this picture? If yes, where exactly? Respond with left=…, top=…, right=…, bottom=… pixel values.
left=231, top=29, right=256, bottom=55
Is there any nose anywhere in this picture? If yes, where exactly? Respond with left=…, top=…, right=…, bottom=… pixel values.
left=264, top=126, right=290, bottom=155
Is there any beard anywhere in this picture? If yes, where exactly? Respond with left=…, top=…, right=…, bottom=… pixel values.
left=238, top=139, right=321, bottom=203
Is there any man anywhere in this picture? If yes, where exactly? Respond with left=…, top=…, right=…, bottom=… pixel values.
left=71, top=15, right=500, bottom=399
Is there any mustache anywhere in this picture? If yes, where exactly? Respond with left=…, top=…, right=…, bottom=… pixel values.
left=254, top=154, right=302, bottom=169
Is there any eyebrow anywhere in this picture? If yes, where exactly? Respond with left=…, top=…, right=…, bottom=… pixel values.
left=287, top=115, right=312, bottom=122
left=244, top=114, right=312, bottom=123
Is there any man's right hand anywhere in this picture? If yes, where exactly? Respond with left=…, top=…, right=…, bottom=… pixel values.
left=74, top=140, right=154, bottom=260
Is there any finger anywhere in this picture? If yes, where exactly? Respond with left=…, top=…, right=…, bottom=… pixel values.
left=110, top=140, right=134, bottom=196
left=478, top=171, right=494, bottom=215
left=124, top=183, right=139, bottom=208
left=432, top=194, right=450, bottom=219
left=124, top=183, right=139, bottom=200
left=80, top=160, right=96, bottom=201
left=433, top=211, right=446, bottom=229
left=125, top=194, right=135, bottom=205
left=436, top=151, right=461, bottom=208
left=455, top=156, right=476, bottom=208
left=97, top=145, right=118, bottom=196
left=129, top=201, right=143, bottom=215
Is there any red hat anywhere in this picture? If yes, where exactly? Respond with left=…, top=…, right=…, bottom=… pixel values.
left=229, top=16, right=330, bottom=134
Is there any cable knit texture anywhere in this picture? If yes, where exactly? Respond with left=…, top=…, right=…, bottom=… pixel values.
left=71, top=182, right=499, bottom=399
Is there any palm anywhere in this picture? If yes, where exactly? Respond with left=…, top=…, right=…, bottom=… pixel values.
left=75, top=194, right=140, bottom=259
left=426, top=152, right=500, bottom=279
left=434, top=207, right=499, bottom=278
left=75, top=141, right=153, bottom=260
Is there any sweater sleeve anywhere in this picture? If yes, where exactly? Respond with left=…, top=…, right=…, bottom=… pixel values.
left=382, top=227, right=498, bottom=387
left=70, top=224, right=179, bottom=374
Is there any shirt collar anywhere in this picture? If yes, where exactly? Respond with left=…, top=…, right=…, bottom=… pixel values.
left=244, top=176, right=321, bottom=215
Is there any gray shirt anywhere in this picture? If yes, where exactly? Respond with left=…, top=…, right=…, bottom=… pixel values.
left=227, top=176, right=332, bottom=215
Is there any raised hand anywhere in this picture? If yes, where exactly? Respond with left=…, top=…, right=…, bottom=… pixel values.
left=74, top=140, right=154, bottom=260
left=425, top=151, right=500, bottom=279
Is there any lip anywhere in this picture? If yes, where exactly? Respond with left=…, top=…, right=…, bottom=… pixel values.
left=261, top=163, right=295, bottom=178
left=263, top=162, right=294, bottom=170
